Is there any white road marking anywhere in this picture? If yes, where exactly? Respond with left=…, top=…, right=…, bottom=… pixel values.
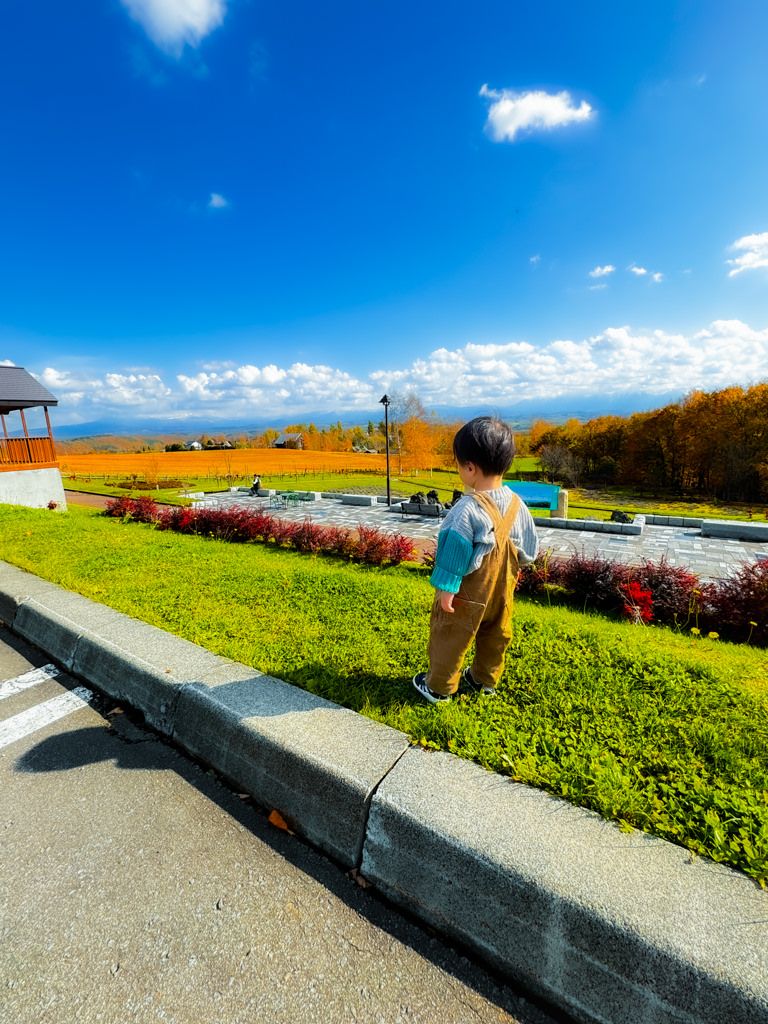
left=0, top=687, right=94, bottom=750
left=0, top=663, right=60, bottom=701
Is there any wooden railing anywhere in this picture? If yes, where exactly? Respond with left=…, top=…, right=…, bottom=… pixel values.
left=0, top=436, right=57, bottom=468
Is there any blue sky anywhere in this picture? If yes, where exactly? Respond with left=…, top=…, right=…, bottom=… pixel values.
left=2, top=1, right=767, bottom=427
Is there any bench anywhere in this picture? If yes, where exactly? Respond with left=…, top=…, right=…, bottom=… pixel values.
left=399, top=501, right=445, bottom=519
left=701, top=519, right=768, bottom=542
left=340, top=494, right=377, bottom=507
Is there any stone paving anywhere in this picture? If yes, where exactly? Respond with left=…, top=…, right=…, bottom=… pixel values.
left=195, top=491, right=768, bottom=581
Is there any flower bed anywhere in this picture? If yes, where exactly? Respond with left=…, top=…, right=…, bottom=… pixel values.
left=103, top=496, right=416, bottom=567
left=515, top=549, right=768, bottom=646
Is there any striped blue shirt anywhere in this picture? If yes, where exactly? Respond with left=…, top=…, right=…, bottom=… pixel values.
left=430, top=488, right=540, bottom=594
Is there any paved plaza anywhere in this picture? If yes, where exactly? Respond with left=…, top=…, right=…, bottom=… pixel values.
left=195, top=491, right=768, bottom=581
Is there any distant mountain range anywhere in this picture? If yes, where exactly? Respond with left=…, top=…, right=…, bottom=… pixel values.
left=53, top=391, right=683, bottom=442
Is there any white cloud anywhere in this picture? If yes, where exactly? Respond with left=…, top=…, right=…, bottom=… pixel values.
left=589, top=265, right=615, bottom=278
left=371, top=320, right=768, bottom=406
left=480, top=85, right=594, bottom=143
left=589, top=283, right=607, bottom=291
left=629, top=264, right=663, bottom=282
left=0, top=359, right=16, bottom=366
left=529, top=254, right=541, bottom=265
left=28, top=319, right=768, bottom=425
left=726, top=232, right=768, bottom=277
left=208, top=192, right=229, bottom=209
left=120, top=0, right=227, bottom=54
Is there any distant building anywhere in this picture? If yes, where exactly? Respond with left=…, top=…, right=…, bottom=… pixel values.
left=184, top=440, right=203, bottom=451
left=0, top=365, right=66, bottom=510
left=272, top=432, right=304, bottom=449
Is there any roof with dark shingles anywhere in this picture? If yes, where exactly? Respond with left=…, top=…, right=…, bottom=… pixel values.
left=0, top=365, right=58, bottom=410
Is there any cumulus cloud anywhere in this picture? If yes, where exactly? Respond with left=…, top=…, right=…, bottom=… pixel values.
left=480, top=85, right=594, bottom=143
left=371, top=320, right=768, bottom=405
left=589, top=265, right=615, bottom=278
left=208, top=192, right=229, bottom=209
left=28, top=319, right=768, bottom=424
left=0, top=359, right=16, bottom=366
left=629, top=264, right=663, bottom=282
left=726, top=232, right=768, bottom=277
left=529, top=254, right=541, bottom=265
left=175, top=362, right=374, bottom=413
left=38, top=367, right=172, bottom=412
left=120, top=0, right=227, bottom=54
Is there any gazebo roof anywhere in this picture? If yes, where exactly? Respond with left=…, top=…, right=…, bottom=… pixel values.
left=0, top=365, right=58, bottom=414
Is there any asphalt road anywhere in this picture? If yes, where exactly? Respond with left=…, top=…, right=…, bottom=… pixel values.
left=0, top=626, right=567, bottom=1024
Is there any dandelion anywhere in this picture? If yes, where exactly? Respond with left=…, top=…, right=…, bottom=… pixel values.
left=707, top=631, right=719, bottom=640
left=690, top=627, right=701, bottom=636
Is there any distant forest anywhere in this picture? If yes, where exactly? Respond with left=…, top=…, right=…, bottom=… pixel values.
left=530, top=383, right=768, bottom=503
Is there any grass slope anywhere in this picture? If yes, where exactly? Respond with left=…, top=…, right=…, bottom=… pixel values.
left=1, top=504, right=767, bottom=884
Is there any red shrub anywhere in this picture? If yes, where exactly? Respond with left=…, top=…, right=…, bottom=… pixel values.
left=104, top=496, right=159, bottom=523
left=355, top=526, right=394, bottom=565
left=516, top=551, right=567, bottom=596
left=559, top=553, right=625, bottom=612
left=156, top=505, right=196, bottom=533
left=620, top=580, right=654, bottom=623
left=292, top=519, right=327, bottom=554
left=267, top=517, right=301, bottom=546
left=631, top=558, right=701, bottom=627
left=321, top=525, right=359, bottom=559
left=385, top=533, right=418, bottom=566
left=703, top=559, right=768, bottom=645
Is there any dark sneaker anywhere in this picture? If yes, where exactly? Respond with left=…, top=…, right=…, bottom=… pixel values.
left=462, top=667, right=496, bottom=696
left=412, top=673, right=452, bottom=704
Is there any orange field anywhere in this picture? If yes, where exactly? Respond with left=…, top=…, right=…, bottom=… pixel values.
left=58, top=447, right=388, bottom=480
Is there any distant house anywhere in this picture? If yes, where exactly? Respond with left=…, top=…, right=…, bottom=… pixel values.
left=272, top=432, right=304, bottom=449
left=184, top=440, right=203, bottom=451
left=0, top=365, right=66, bottom=510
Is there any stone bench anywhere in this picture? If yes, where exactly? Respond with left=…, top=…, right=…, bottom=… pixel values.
left=701, top=519, right=768, bottom=542
left=544, top=516, right=644, bottom=536
left=339, top=494, right=377, bottom=507
left=645, top=514, right=704, bottom=527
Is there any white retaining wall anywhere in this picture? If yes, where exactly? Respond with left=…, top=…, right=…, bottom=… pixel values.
left=0, top=467, right=67, bottom=510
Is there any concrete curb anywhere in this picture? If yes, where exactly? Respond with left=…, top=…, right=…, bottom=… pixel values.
left=1, top=560, right=766, bottom=1024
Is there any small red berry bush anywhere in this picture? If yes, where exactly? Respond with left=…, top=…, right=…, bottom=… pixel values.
left=516, top=550, right=768, bottom=646
left=103, top=497, right=416, bottom=568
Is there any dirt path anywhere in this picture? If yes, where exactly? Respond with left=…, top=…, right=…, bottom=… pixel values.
left=64, top=490, right=112, bottom=509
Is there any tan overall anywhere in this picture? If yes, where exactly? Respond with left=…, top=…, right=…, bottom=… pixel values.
left=426, top=491, right=521, bottom=696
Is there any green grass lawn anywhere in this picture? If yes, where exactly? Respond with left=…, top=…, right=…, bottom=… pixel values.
left=1, top=503, right=767, bottom=884
left=571, top=487, right=767, bottom=522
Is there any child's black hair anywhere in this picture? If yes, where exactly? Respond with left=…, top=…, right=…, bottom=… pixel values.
left=452, top=416, right=515, bottom=476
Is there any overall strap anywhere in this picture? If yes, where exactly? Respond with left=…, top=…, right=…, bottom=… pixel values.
left=472, top=490, right=521, bottom=549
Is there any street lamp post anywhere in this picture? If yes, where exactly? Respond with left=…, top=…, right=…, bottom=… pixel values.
left=379, top=394, right=391, bottom=506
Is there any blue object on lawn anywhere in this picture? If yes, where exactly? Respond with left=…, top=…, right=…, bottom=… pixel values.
left=504, top=481, right=560, bottom=511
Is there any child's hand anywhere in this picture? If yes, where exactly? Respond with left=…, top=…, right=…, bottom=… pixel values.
left=439, top=590, right=455, bottom=613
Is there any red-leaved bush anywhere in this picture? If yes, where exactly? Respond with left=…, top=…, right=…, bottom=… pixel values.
left=104, top=501, right=415, bottom=567
left=516, top=548, right=768, bottom=645
left=620, top=580, right=654, bottom=623
left=105, top=496, right=160, bottom=523
left=702, top=559, right=768, bottom=646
